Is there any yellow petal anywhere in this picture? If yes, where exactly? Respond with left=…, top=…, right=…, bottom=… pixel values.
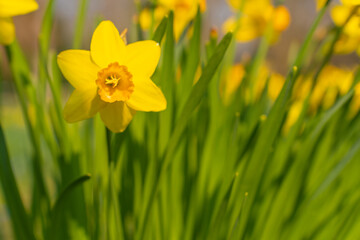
left=126, top=76, right=167, bottom=112
left=100, top=101, right=136, bottom=132
left=221, top=64, right=245, bottom=105
left=139, top=8, right=151, bottom=30
left=0, top=0, right=38, bottom=18
left=283, top=100, right=303, bottom=134
left=63, top=88, right=106, bottom=123
left=273, top=6, right=291, bottom=32
left=125, top=40, right=160, bottom=77
left=57, top=50, right=99, bottom=90
left=268, top=73, right=285, bottom=101
left=341, top=0, right=360, bottom=6
left=90, top=20, right=126, bottom=68
left=331, top=5, right=351, bottom=26
left=0, top=18, right=15, bottom=45
left=199, top=0, right=207, bottom=12
left=316, top=0, right=327, bottom=10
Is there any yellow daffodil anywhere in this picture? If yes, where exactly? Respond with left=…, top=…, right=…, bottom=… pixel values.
left=331, top=4, right=360, bottom=55
left=0, top=0, right=38, bottom=45
left=272, top=6, right=291, bottom=32
left=139, top=0, right=206, bottom=41
left=268, top=72, right=285, bottom=102
left=223, top=0, right=290, bottom=42
left=220, top=63, right=245, bottom=105
left=139, top=6, right=168, bottom=31
left=292, top=76, right=312, bottom=101
left=57, top=21, right=167, bottom=132
left=249, top=64, right=284, bottom=103
left=221, top=62, right=285, bottom=105
left=283, top=100, right=304, bottom=134
left=310, top=65, right=353, bottom=112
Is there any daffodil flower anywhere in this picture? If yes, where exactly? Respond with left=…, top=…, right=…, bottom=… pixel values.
left=57, top=21, right=167, bottom=132
left=0, top=0, right=38, bottom=45
left=139, top=0, right=206, bottom=41
left=331, top=4, right=360, bottom=55
left=223, top=0, right=290, bottom=42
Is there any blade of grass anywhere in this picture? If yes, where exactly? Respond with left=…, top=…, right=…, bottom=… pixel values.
left=50, top=173, right=91, bottom=238
left=0, top=124, right=36, bottom=240
left=262, top=89, right=355, bottom=238
left=236, top=66, right=298, bottom=238
left=39, top=0, right=68, bottom=157
left=152, top=16, right=168, bottom=44
left=293, top=0, right=332, bottom=67
left=73, top=0, right=89, bottom=49
left=158, top=11, right=175, bottom=156
left=311, top=132, right=360, bottom=200
left=5, top=42, right=50, bottom=207
left=136, top=32, right=233, bottom=240
left=178, top=8, right=202, bottom=109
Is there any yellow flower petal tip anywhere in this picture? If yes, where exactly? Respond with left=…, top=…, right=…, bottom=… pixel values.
left=58, top=20, right=166, bottom=132
left=0, top=0, right=38, bottom=17
left=0, top=0, right=38, bottom=45
left=273, top=6, right=291, bottom=32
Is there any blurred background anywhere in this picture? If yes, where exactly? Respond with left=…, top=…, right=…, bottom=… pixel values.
left=0, top=0, right=359, bottom=239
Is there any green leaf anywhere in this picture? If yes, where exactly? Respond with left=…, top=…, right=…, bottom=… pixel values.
left=158, top=11, right=175, bottom=156
left=312, top=136, right=360, bottom=200
left=39, top=0, right=55, bottom=56
left=0, top=124, right=36, bottom=240
left=73, top=0, right=89, bottom=48
left=178, top=7, right=202, bottom=106
left=235, top=66, right=298, bottom=237
left=165, top=31, right=232, bottom=167
left=50, top=173, right=91, bottom=237
left=261, top=89, right=355, bottom=238
left=137, top=32, right=233, bottom=240
left=152, top=16, right=168, bottom=44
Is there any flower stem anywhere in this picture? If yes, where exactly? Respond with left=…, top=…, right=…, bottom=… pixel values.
left=105, top=127, right=124, bottom=239
left=106, top=127, right=112, bottom=164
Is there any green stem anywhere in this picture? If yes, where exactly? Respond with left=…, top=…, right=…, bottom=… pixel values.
left=293, top=0, right=331, bottom=67
left=73, top=0, right=89, bottom=48
left=106, top=127, right=112, bottom=164
left=105, top=127, right=124, bottom=239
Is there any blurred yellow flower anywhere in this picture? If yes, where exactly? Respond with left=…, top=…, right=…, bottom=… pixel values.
left=221, top=62, right=285, bottom=105
left=0, top=0, right=38, bottom=45
left=139, top=0, right=206, bottom=41
left=268, top=72, right=285, bottom=102
left=292, top=75, right=312, bottom=101
left=220, top=63, right=245, bottom=105
left=283, top=100, right=304, bottom=134
left=310, top=65, right=354, bottom=112
left=57, top=21, right=167, bottom=132
left=253, top=64, right=271, bottom=101
left=250, top=64, right=285, bottom=103
left=273, top=6, right=291, bottom=32
left=139, top=6, right=168, bottom=31
left=223, top=0, right=290, bottom=42
left=331, top=4, right=360, bottom=55
left=283, top=65, right=354, bottom=131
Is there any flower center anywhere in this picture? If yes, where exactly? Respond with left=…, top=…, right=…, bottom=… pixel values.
left=96, top=62, right=134, bottom=103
